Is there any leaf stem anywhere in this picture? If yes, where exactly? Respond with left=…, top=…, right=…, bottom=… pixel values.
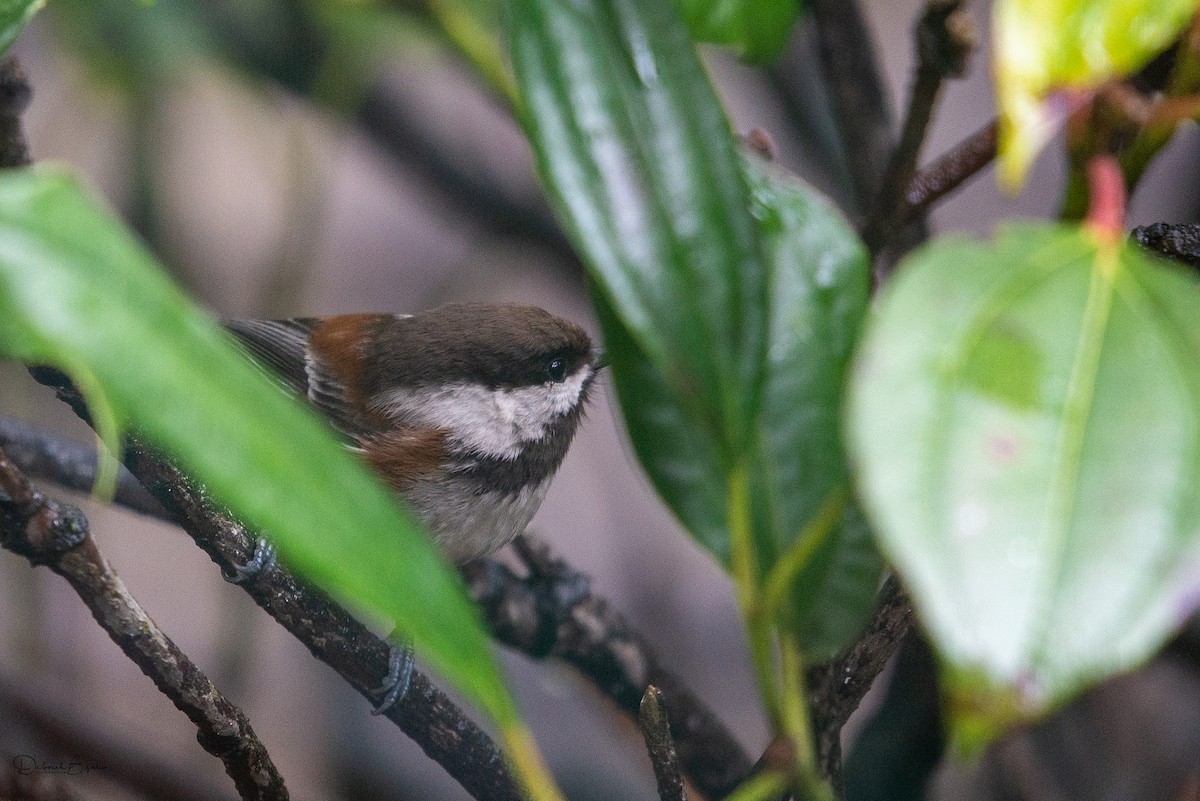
left=69, top=364, right=121, bottom=502
left=1084, top=154, right=1126, bottom=241
left=862, top=0, right=973, bottom=268
left=501, top=724, right=567, bottom=801
left=729, top=469, right=831, bottom=800
left=728, top=461, right=782, bottom=724
left=778, top=634, right=833, bottom=801
left=426, top=0, right=519, bottom=109
left=722, top=770, right=790, bottom=801
left=755, top=486, right=848, bottom=623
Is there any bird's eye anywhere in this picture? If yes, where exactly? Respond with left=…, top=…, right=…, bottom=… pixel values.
left=546, top=357, right=567, bottom=382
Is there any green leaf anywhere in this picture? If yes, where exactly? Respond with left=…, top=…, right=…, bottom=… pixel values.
left=44, top=0, right=237, bottom=99
left=742, top=156, right=879, bottom=658
left=0, top=0, right=43, bottom=54
left=596, top=156, right=879, bottom=658
left=0, top=166, right=518, bottom=726
left=674, top=0, right=804, bottom=62
left=510, top=0, right=875, bottom=660
left=419, top=0, right=515, bottom=104
left=994, top=0, right=1199, bottom=189
left=847, top=223, right=1200, bottom=748
left=595, top=295, right=731, bottom=558
left=510, top=0, right=769, bottom=462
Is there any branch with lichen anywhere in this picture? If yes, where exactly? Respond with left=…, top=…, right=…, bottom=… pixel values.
left=0, top=446, right=288, bottom=801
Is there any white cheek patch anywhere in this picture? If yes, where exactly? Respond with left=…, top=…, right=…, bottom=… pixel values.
left=545, top=364, right=591, bottom=416
left=374, top=365, right=591, bottom=460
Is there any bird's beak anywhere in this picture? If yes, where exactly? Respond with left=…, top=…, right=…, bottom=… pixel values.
left=592, top=347, right=609, bottom=370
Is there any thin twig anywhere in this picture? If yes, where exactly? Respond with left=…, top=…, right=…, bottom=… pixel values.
left=864, top=0, right=975, bottom=268
left=0, top=448, right=288, bottom=801
left=805, top=575, right=913, bottom=779
left=0, top=417, right=169, bottom=519
left=3, top=412, right=754, bottom=800
left=470, top=535, right=754, bottom=799
left=21, top=373, right=523, bottom=801
left=889, top=42, right=1197, bottom=234
left=899, top=120, right=998, bottom=227
left=639, top=685, right=688, bottom=801
left=0, top=668, right=236, bottom=801
left=883, top=7, right=1183, bottom=233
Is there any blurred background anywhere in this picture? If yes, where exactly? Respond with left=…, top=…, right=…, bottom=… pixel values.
left=1, top=1, right=1198, bottom=799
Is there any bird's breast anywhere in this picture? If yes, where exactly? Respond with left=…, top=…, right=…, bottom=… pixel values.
left=401, top=475, right=552, bottom=563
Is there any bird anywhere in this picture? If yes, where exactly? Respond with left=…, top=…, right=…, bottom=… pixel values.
left=227, top=302, right=600, bottom=562
left=225, top=302, right=602, bottom=710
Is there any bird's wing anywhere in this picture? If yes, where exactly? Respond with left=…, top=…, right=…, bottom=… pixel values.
left=225, top=317, right=367, bottom=440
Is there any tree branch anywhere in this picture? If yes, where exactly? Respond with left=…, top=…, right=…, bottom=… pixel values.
left=127, top=449, right=530, bottom=800
left=806, top=575, right=914, bottom=780
left=0, top=417, right=168, bottom=520
left=0, top=447, right=287, bottom=801
left=3, top=409, right=754, bottom=800
left=12, top=376, right=757, bottom=800
left=21, top=372, right=524, bottom=801
left=863, top=0, right=975, bottom=267
left=467, top=536, right=753, bottom=799
left=1133, top=222, right=1200, bottom=267
left=898, top=120, right=998, bottom=228
left=0, top=668, right=237, bottom=801
left=639, top=685, right=688, bottom=801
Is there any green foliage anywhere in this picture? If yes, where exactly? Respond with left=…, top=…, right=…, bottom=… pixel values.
left=994, top=0, right=1199, bottom=188
left=674, top=0, right=804, bottom=61
left=0, top=0, right=41, bottom=55
left=47, top=0, right=216, bottom=90
left=741, top=156, right=881, bottom=659
left=46, top=0, right=428, bottom=105
left=510, top=0, right=879, bottom=676
left=7, top=0, right=1200, bottom=788
left=594, top=156, right=881, bottom=660
left=0, top=0, right=37, bottom=51
left=511, top=0, right=770, bottom=464
left=0, top=166, right=518, bottom=727
left=848, top=224, right=1200, bottom=750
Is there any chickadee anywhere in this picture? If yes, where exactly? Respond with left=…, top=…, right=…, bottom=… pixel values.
left=227, top=302, right=601, bottom=564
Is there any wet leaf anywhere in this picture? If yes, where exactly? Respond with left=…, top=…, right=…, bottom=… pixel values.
left=848, top=223, right=1200, bottom=748
left=0, top=166, right=519, bottom=726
